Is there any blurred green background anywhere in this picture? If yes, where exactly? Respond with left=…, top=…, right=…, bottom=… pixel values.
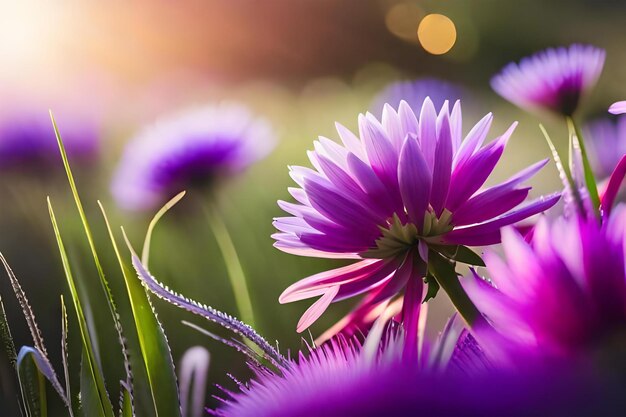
left=1, top=0, right=625, bottom=414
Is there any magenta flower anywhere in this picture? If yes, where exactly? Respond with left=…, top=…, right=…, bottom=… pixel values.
left=467, top=207, right=626, bottom=363
left=111, top=103, right=276, bottom=211
left=491, top=44, right=605, bottom=115
left=274, top=99, right=560, bottom=332
left=371, top=78, right=464, bottom=116
left=213, top=326, right=618, bottom=417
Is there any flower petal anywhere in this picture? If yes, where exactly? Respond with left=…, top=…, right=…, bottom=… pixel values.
left=398, top=100, right=419, bottom=141
left=447, top=123, right=516, bottom=211
left=600, top=154, right=626, bottom=215
left=279, top=259, right=384, bottom=303
left=418, top=97, right=437, bottom=170
left=608, top=101, right=626, bottom=115
left=444, top=192, right=561, bottom=245
left=296, top=286, right=340, bottom=333
left=430, top=110, right=453, bottom=214
left=382, top=104, right=404, bottom=151
left=450, top=100, right=463, bottom=153
left=360, top=113, right=400, bottom=188
left=335, top=122, right=366, bottom=161
left=453, top=113, right=493, bottom=169
left=398, top=135, right=431, bottom=227
left=452, top=188, right=531, bottom=226
left=303, top=176, right=381, bottom=231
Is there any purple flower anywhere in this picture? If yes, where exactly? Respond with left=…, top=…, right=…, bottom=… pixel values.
left=584, top=115, right=626, bottom=179
left=491, top=44, right=605, bottom=115
left=371, top=78, right=464, bottom=116
left=111, top=103, right=276, bottom=211
left=0, top=110, right=99, bottom=172
left=213, top=326, right=619, bottom=417
left=467, top=207, right=626, bottom=363
left=274, top=99, right=560, bottom=332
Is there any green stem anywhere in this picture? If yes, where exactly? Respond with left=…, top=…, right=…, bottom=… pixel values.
left=566, top=116, right=601, bottom=216
left=429, top=252, right=487, bottom=329
left=205, top=203, right=257, bottom=331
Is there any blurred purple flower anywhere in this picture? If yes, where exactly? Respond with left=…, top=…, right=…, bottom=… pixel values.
left=371, top=78, right=464, bottom=116
left=491, top=44, right=605, bottom=115
left=213, top=326, right=619, bottom=417
left=467, top=207, right=626, bottom=364
left=111, top=103, right=276, bottom=211
left=584, top=115, right=626, bottom=179
left=274, top=99, right=559, bottom=333
left=0, top=111, right=99, bottom=172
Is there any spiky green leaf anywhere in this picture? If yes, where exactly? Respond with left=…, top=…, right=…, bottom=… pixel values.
left=1, top=253, right=69, bottom=412
left=0, top=292, right=17, bottom=370
left=118, top=382, right=134, bottom=417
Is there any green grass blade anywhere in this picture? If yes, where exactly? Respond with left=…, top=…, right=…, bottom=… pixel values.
left=540, top=124, right=584, bottom=213
left=141, top=191, right=186, bottom=268
left=205, top=203, right=257, bottom=331
left=98, top=202, right=181, bottom=417
left=50, top=112, right=135, bottom=416
left=49, top=111, right=129, bottom=366
left=80, top=350, right=106, bottom=417
left=48, top=199, right=114, bottom=417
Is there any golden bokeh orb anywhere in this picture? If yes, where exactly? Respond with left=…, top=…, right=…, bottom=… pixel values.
left=417, top=14, right=457, bottom=55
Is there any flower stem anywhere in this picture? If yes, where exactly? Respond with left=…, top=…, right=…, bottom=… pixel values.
left=205, top=202, right=257, bottom=331
left=566, top=116, right=601, bottom=216
left=428, top=252, right=487, bottom=329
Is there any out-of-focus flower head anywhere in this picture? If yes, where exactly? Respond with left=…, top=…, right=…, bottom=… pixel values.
left=213, top=320, right=619, bottom=417
left=111, top=103, right=276, bottom=211
left=0, top=109, right=100, bottom=172
left=371, top=78, right=464, bottom=116
left=584, top=114, right=626, bottom=179
left=467, top=206, right=626, bottom=367
left=491, top=44, right=605, bottom=116
left=274, top=98, right=559, bottom=333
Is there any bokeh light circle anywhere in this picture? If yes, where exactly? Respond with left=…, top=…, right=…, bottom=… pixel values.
left=417, top=14, right=457, bottom=55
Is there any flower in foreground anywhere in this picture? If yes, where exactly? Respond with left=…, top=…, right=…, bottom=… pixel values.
left=467, top=206, right=626, bottom=365
left=371, top=78, right=464, bottom=116
left=0, top=110, right=99, bottom=172
left=274, top=99, right=560, bottom=332
left=491, top=44, right=605, bottom=116
left=111, top=103, right=276, bottom=211
left=213, top=324, right=619, bottom=417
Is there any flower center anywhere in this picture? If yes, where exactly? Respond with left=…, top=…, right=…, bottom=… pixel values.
left=360, top=210, right=453, bottom=259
